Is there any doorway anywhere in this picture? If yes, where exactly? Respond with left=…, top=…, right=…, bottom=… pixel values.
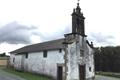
left=57, top=66, right=63, bottom=80
left=79, top=65, right=86, bottom=80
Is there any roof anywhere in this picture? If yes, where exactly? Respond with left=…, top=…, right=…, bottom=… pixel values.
left=10, top=38, right=65, bottom=54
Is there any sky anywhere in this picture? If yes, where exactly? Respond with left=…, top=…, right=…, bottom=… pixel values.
left=0, top=0, right=120, bottom=54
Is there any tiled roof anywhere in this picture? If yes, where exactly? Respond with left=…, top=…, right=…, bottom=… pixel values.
left=10, top=38, right=65, bottom=54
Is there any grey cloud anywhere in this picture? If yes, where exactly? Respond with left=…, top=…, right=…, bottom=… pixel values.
left=33, top=31, right=64, bottom=41
left=88, top=32, right=114, bottom=45
left=0, top=21, right=70, bottom=44
left=1, top=21, right=114, bottom=46
left=33, top=26, right=70, bottom=41
left=0, top=22, right=38, bottom=44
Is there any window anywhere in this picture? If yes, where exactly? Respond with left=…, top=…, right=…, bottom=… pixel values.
left=80, top=50, right=84, bottom=56
left=43, top=50, right=47, bottom=58
left=89, top=67, right=91, bottom=72
left=59, top=49, right=62, bottom=53
left=13, top=58, right=15, bottom=63
left=25, top=53, right=28, bottom=58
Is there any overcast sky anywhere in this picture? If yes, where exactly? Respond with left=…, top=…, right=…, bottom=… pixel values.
left=0, top=0, right=120, bottom=54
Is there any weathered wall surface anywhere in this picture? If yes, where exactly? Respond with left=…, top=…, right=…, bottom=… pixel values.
left=66, top=42, right=79, bottom=80
left=10, top=49, right=65, bottom=79
left=85, top=44, right=94, bottom=79
left=65, top=34, right=94, bottom=80
left=9, top=54, right=15, bottom=67
left=26, top=50, right=65, bottom=78
left=14, top=55, right=23, bottom=70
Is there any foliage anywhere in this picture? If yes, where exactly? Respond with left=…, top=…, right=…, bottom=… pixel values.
left=94, top=46, right=120, bottom=72
left=0, top=53, right=6, bottom=57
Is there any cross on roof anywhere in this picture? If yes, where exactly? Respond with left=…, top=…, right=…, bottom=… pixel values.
left=78, top=0, right=80, bottom=3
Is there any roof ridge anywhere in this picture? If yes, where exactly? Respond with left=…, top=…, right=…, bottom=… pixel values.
left=10, top=38, right=65, bottom=54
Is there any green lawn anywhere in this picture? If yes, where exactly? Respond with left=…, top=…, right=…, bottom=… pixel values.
left=96, top=71, right=120, bottom=78
left=2, top=67, right=53, bottom=80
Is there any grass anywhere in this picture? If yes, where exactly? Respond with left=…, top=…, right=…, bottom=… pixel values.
left=2, top=67, right=53, bottom=80
left=96, top=71, right=120, bottom=78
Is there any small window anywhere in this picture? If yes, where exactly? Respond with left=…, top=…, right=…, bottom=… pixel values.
left=13, top=58, right=15, bottom=63
left=43, top=50, right=47, bottom=58
left=25, top=53, right=28, bottom=58
left=59, top=49, right=62, bottom=53
left=80, top=50, right=84, bottom=56
left=89, top=67, right=91, bottom=72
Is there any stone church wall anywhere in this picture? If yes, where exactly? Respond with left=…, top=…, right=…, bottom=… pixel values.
left=65, top=34, right=94, bottom=80
left=10, top=50, right=65, bottom=79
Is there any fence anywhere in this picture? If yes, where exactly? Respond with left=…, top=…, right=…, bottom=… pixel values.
left=0, top=57, right=9, bottom=67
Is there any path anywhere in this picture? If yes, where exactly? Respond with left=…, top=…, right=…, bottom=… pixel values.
left=95, top=75, right=120, bottom=80
left=0, top=69, right=25, bottom=80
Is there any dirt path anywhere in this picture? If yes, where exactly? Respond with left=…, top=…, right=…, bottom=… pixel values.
left=95, top=75, right=120, bottom=80
left=0, top=69, right=26, bottom=80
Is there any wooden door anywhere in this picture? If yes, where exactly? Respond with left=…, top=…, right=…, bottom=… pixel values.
left=79, top=65, right=85, bottom=80
left=57, top=66, right=63, bottom=80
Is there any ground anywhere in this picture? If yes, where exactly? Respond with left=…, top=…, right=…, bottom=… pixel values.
left=95, top=75, right=120, bottom=80
left=0, top=69, right=120, bottom=80
left=0, top=69, right=25, bottom=80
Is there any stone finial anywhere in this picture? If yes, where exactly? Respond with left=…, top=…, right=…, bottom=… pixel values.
left=91, top=42, right=94, bottom=47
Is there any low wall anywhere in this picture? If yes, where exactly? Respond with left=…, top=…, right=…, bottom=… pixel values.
left=0, top=57, right=9, bottom=66
left=0, top=60, right=8, bottom=66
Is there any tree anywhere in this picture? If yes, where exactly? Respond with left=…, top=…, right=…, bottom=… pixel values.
left=94, top=46, right=120, bottom=72
left=0, top=53, right=6, bottom=57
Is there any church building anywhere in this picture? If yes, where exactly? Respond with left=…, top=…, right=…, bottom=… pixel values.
left=10, top=1, right=95, bottom=80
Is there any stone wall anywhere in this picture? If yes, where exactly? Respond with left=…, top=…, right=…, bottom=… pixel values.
left=65, top=34, right=95, bottom=80
left=10, top=49, right=65, bottom=79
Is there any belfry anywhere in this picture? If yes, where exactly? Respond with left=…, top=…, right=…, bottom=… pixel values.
left=72, top=1, right=85, bottom=36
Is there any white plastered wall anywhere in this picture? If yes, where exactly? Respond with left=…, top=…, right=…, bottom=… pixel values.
left=11, top=49, right=65, bottom=79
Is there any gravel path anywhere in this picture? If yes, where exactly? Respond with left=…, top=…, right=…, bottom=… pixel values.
left=0, top=69, right=26, bottom=80
left=95, top=75, right=120, bottom=80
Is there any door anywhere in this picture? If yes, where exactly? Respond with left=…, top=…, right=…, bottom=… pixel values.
left=57, top=66, right=63, bottom=80
left=21, top=54, right=25, bottom=70
left=79, top=65, right=85, bottom=80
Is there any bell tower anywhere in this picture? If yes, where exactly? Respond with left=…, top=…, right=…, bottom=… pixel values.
left=72, top=1, right=85, bottom=36
left=64, top=0, right=95, bottom=80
